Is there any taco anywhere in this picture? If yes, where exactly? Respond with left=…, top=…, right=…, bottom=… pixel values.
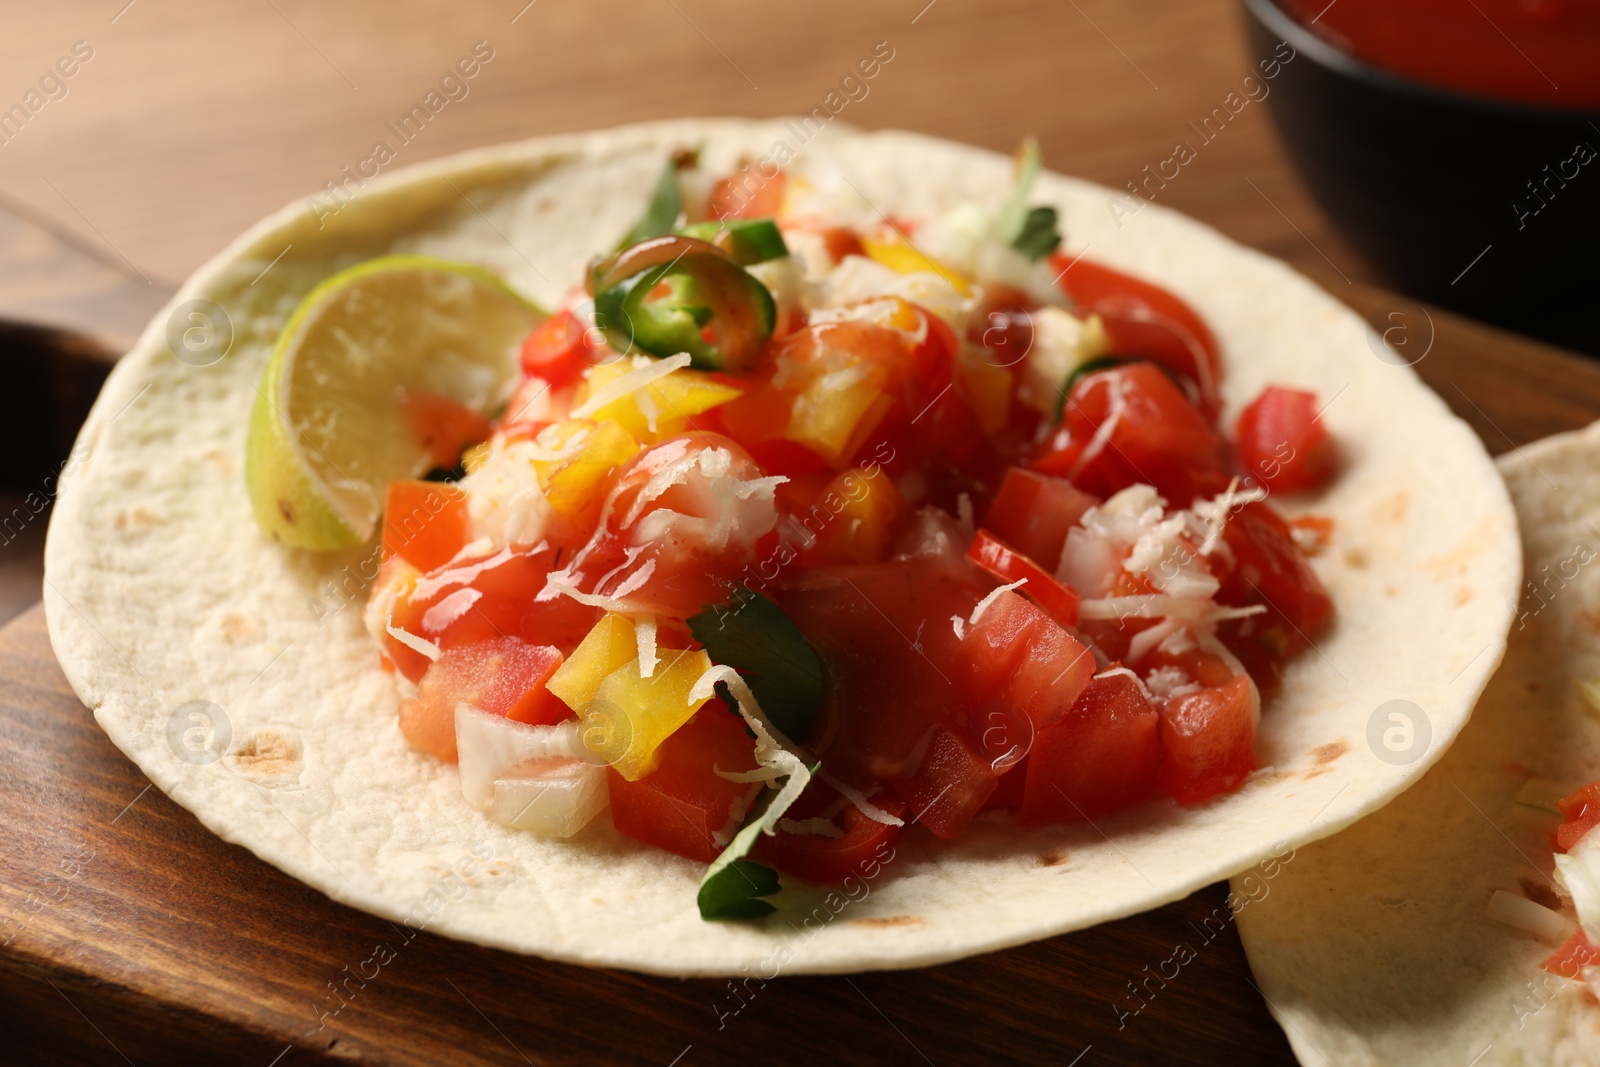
left=43, top=119, right=1517, bottom=975
left=1236, top=421, right=1600, bottom=1065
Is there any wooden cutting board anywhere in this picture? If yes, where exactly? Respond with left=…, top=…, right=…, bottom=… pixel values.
left=5, top=250, right=1600, bottom=1065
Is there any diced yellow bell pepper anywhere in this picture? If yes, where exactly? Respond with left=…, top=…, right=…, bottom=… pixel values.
left=787, top=368, right=892, bottom=469
left=798, top=468, right=908, bottom=566
left=461, top=440, right=492, bottom=474
left=957, top=350, right=1014, bottom=435
left=580, top=648, right=714, bottom=780
left=547, top=613, right=638, bottom=713
left=860, top=234, right=971, bottom=295
left=582, top=361, right=743, bottom=442
left=532, top=419, right=639, bottom=517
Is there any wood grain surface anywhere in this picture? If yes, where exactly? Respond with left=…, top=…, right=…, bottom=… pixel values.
left=5, top=0, right=1600, bottom=1063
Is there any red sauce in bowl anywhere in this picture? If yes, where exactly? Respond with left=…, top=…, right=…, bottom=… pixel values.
left=1280, top=0, right=1600, bottom=108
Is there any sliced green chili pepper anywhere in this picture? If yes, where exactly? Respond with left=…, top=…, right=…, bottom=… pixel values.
left=589, top=235, right=776, bottom=373
left=677, top=219, right=789, bottom=266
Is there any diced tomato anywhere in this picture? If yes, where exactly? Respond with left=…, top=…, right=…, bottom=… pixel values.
left=519, top=310, right=595, bottom=389
left=889, top=725, right=998, bottom=839
left=397, top=637, right=566, bottom=762
left=1051, top=256, right=1222, bottom=417
left=956, top=589, right=1096, bottom=735
left=1235, top=386, right=1337, bottom=495
left=1557, top=781, right=1600, bottom=851
left=385, top=543, right=603, bottom=683
left=382, top=481, right=471, bottom=573
left=1020, top=671, right=1161, bottom=823
left=397, top=387, right=493, bottom=470
left=1033, top=363, right=1228, bottom=506
left=607, top=705, right=762, bottom=863
left=982, top=758, right=1029, bottom=811
left=561, top=433, right=780, bottom=618
left=1135, top=639, right=1236, bottom=688
left=709, top=165, right=786, bottom=220
left=756, top=790, right=906, bottom=884
left=1545, top=929, right=1600, bottom=978
left=779, top=557, right=979, bottom=790
left=1214, top=500, right=1335, bottom=662
left=982, top=467, right=1098, bottom=572
left=1157, top=675, right=1256, bottom=805
left=967, top=530, right=1081, bottom=626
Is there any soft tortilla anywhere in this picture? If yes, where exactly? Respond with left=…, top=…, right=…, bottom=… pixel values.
left=1236, top=421, right=1600, bottom=1065
left=43, top=118, right=1518, bottom=976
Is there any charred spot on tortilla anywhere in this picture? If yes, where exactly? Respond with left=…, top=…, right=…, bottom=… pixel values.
left=1521, top=878, right=1562, bottom=912
left=1312, top=740, right=1350, bottom=766
left=1037, top=850, right=1070, bottom=867
left=856, top=915, right=924, bottom=927
left=228, top=728, right=302, bottom=783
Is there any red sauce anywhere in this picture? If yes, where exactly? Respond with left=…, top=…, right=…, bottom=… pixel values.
left=1281, top=0, right=1600, bottom=108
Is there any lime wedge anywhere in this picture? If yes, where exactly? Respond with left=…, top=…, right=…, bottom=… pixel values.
left=245, top=255, right=543, bottom=549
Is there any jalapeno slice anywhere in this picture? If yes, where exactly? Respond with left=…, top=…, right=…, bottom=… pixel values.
left=589, top=235, right=776, bottom=373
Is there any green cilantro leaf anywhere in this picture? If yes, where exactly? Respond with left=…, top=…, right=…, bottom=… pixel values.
left=687, top=586, right=825, bottom=745
left=1012, top=205, right=1063, bottom=261
left=618, top=157, right=685, bottom=250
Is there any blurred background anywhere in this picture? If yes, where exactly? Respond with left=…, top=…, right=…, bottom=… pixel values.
left=0, top=0, right=1594, bottom=617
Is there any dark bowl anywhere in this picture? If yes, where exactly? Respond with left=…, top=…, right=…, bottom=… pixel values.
left=1240, top=0, right=1600, bottom=354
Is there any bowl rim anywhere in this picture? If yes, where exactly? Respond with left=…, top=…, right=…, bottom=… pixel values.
left=1241, top=0, right=1600, bottom=120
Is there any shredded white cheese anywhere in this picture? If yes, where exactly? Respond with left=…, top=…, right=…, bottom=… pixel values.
left=819, top=768, right=906, bottom=827
left=634, top=615, right=658, bottom=679
left=970, top=579, right=1028, bottom=625
left=571, top=352, right=692, bottom=419
left=385, top=619, right=441, bottom=662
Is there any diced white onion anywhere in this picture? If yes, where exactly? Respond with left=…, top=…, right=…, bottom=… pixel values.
left=454, top=704, right=589, bottom=809
left=489, top=759, right=608, bottom=838
left=1559, top=834, right=1600, bottom=942
left=1487, top=888, right=1570, bottom=943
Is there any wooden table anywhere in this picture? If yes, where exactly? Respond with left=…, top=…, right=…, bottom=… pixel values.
left=3, top=1, right=1598, bottom=1063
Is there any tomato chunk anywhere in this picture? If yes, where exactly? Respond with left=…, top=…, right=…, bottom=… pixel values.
left=1051, top=255, right=1222, bottom=417
left=889, top=725, right=998, bottom=839
left=607, top=706, right=762, bottom=863
left=1215, top=500, right=1335, bottom=663
left=982, top=467, right=1098, bottom=571
left=779, top=557, right=978, bottom=789
left=957, top=589, right=1096, bottom=735
left=397, top=637, right=566, bottom=762
left=1157, top=675, right=1256, bottom=805
left=967, top=530, right=1081, bottom=626
left=562, top=433, right=780, bottom=618
left=756, top=790, right=906, bottom=885
left=1557, top=781, right=1600, bottom=851
left=1235, top=386, right=1337, bottom=495
left=519, top=310, right=595, bottom=389
left=1020, top=671, right=1161, bottom=824
left=382, top=481, right=471, bottom=573
left=1033, top=363, right=1228, bottom=506
left=385, top=544, right=602, bottom=683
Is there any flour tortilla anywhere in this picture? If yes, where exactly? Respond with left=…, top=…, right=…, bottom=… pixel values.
left=43, top=119, right=1518, bottom=976
left=1236, top=421, right=1600, bottom=1065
